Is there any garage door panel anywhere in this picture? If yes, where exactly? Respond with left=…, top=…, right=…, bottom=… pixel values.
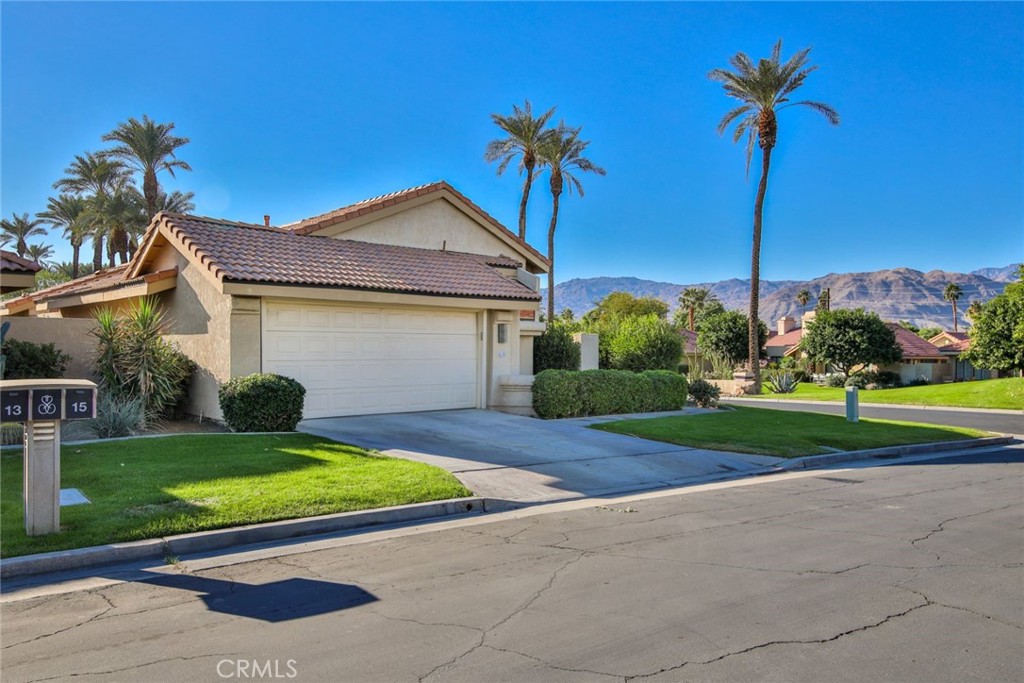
left=262, top=300, right=478, bottom=418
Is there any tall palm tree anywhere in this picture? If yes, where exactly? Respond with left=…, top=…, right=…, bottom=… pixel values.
left=55, top=152, right=129, bottom=270
left=38, top=195, right=90, bottom=278
left=102, top=115, right=192, bottom=220
left=944, top=282, right=963, bottom=333
left=154, top=189, right=196, bottom=215
left=710, top=40, right=839, bottom=388
left=485, top=100, right=557, bottom=241
left=24, top=243, right=55, bottom=268
left=0, top=213, right=48, bottom=257
left=796, top=289, right=811, bottom=315
left=537, top=123, right=606, bottom=322
left=679, top=287, right=719, bottom=331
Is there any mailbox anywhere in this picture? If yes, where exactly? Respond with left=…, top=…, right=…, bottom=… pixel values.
left=0, top=379, right=98, bottom=536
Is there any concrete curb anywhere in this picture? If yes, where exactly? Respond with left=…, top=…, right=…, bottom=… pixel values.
left=0, top=497, right=486, bottom=579
left=779, top=435, right=1016, bottom=471
left=723, top=397, right=1024, bottom=415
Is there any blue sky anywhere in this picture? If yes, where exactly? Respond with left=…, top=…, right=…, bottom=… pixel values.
left=2, top=1, right=1021, bottom=285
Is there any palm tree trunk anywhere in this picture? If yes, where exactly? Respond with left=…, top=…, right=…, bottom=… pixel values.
left=952, top=300, right=958, bottom=333
left=689, top=307, right=695, bottom=332
left=749, top=146, right=774, bottom=390
left=144, top=169, right=159, bottom=221
left=546, top=192, right=561, bottom=322
left=93, top=235, right=104, bottom=271
left=71, top=243, right=81, bottom=279
left=518, top=166, right=534, bottom=241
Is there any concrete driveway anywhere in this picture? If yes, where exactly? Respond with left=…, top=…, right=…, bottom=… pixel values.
left=299, top=409, right=780, bottom=502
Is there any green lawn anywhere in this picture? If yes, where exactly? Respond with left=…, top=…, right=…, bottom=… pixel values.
left=1, top=434, right=471, bottom=558
left=592, top=406, right=990, bottom=458
left=752, top=377, right=1024, bottom=410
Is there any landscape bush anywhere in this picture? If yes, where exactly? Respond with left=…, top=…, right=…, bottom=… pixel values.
left=533, top=322, right=581, bottom=373
left=687, top=378, right=721, bottom=408
left=764, top=368, right=800, bottom=394
left=219, top=373, right=307, bottom=432
left=1, top=339, right=70, bottom=380
left=844, top=373, right=871, bottom=389
left=825, top=374, right=847, bottom=388
left=873, top=370, right=903, bottom=389
left=87, top=394, right=147, bottom=439
left=903, top=378, right=930, bottom=388
left=606, top=314, right=682, bottom=372
left=532, top=369, right=687, bottom=419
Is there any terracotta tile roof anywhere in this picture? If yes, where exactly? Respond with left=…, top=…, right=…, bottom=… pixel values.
left=156, top=213, right=540, bottom=301
left=0, top=265, right=178, bottom=310
left=1, top=250, right=42, bottom=273
left=887, top=324, right=946, bottom=359
left=678, top=329, right=698, bottom=354
left=282, top=180, right=549, bottom=268
left=766, top=328, right=804, bottom=348
left=944, top=338, right=971, bottom=353
left=928, top=331, right=970, bottom=349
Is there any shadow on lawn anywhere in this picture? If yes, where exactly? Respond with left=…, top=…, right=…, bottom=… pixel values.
left=123, top=570, right=378, bottom=623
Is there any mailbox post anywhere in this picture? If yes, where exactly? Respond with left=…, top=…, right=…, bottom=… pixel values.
left=0, top=379, right=97, bottom=535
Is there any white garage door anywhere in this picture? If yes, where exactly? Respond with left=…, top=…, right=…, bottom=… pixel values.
left=262, top=300, right=479, bottom=419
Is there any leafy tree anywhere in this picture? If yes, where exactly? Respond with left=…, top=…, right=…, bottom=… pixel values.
left=801, top=308, right=902, bottom=377
left=0, top=213, right=47, bottom=257
left=697, top=310, right=768, bottom=366
left=917, top=326, right=942, bottom=341
left=102, top=115, right=192, bottom=220
left=533, top=321, right=581, bottom=373
left=38, top=194, right=90, bottom=278
left=966, top=300, right=983, bottom=322
left=484, top=100, right=557, bottom=240
left=710, top=40, right=839, bottom=388
left=677, top=287, right=720, bottom=331
left=964, top=277, right=1024, bottom=373
left=607, top=314, right=682, bottom=372
left=584, top=291, right=668, bottom=324
left=943, top=282, right=963, bottom=333
left=538, top=123, right=606, bottom=322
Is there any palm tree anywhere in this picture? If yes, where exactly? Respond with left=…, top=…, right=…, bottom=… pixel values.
left=0, top=213, right=48, bottom=257
left=24, top=243, right=55, bottom=268
left=485, top=100, right=557, bottom=241
left=55, top=152, right=129, bottom=270
left=965, top=299, right=983, bottom=323
left=709, top=40, right=839, bottom=388
left=679, top=287, right=719, bottom=331
left=537, top=123, right=606, bottom=321
left=154, top=189, right=196, bottom=215
left=38, top=195, right=90, bottom=278
left=944, top=282, right=963, bottom=333
left=796, top=289, right=811, bottom=315
left=102, top=115, right=192, bottom=220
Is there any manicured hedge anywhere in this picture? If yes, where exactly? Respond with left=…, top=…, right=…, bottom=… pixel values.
left=532, top=369, right=687, bottom=419
left=219, top=373, right=306, bottom=432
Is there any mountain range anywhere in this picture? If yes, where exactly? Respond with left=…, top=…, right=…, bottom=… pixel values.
left=542, top=264, right=1020, bottom=330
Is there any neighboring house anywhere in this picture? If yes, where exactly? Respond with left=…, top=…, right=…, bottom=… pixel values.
left=765, top=315, right=803, bottom=360
left=1, top=250, right=41, bottom=293
left=0, top=181, right=549, bottom=420
left=678, top=329, right=710, bottom=374
left=927, top=331, right=993, bottom=381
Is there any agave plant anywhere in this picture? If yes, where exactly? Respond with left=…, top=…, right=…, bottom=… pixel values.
left=763, top=367, right=799, bottom=394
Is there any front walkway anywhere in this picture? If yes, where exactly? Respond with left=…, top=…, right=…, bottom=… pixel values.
left=299, top=409, right=781, bottom=502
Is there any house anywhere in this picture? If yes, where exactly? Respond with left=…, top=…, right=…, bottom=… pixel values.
left=927, top=331, right=993, bottom=381
left=0, top=181, right=549, bottom=420
left=678, top=329, right=708, bottom=373
left=1, top=250, right=41, bottom=293
left=765, top=314, right=803, bottom=360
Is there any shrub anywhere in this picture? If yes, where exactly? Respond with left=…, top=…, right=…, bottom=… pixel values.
left=844, top=373, right=871, bottom=389
left=532, top=369, right=687, bottom=419
left=873, top=370, right=902, bottom=388
left=87, top=393, right=147, bottom=439
left=1, top=423, right=23, bottom=446
left=607, top=314, right=682, bottom=372
left=219, top=373, right=307, bottom=432
left=697, top=311, right=769, bottom=366
left=533, top=323, right=581, bottom=373
left=904, top=378, right=930, bottom=387
left=92, top=299, right=195, bottom=419
left=825, top=374, right=847, bottom=388
left=764, top=369, right=799, bottom=394
left=687, top=378, right=721, bottom=408
left=1, top=338, right=70, bottom=379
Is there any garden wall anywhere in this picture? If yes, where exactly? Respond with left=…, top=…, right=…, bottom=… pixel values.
left=2, top=316, right=97, bottom=380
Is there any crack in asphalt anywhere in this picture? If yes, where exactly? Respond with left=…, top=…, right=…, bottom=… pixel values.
left=2, top=590, right=116, bottom=650
left=21, top=653, right=238, bottom=683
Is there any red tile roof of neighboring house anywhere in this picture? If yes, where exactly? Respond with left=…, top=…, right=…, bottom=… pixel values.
left=283, top=180, right=550, bottom=268
left=0, top=265, right=178, bottom=311
left=766, top=328, right=804, bottom=348
left=887, top=323, right=946, bottom=359
left=679, top=329, right=698, bottom=354
left=153, top=212, right=541, bottom=301
left=1, top=250, right=42, bottom=273
left=928, top=331, right=970, bottom=350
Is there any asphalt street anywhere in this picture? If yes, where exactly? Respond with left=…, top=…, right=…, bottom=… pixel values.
left=723, top=398, right=1023, bottom=434
left=2, top=446, right=1021, bottom=683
